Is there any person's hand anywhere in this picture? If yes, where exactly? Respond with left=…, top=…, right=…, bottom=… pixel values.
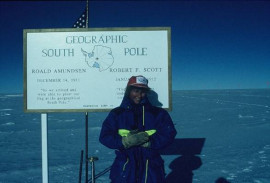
left=122, top=132, right=149, bottom=149
left=129, top=129, right=139, bottom=135
left=141, top=141, right=151, bottom=148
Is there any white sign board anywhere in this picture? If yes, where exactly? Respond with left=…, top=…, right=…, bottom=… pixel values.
left=23, top=28, right=171, bottom=112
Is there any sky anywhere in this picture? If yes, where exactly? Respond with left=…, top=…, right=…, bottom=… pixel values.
left=0, top=0, right=269, bottom=93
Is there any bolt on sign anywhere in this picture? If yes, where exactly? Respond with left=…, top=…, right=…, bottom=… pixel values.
left=23, top=27, right=172, bottom=112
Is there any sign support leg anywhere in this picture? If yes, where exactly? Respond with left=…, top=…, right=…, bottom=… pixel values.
left=85, top=112, right=89, bottom=183
left=41, top=113, right=49, bottom=183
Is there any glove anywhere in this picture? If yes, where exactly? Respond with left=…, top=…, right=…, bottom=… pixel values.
left=141, top=141, right=151, bottom=148
left=129, top=129, right=139, bottom=135
left=122, top=132, right=149, bottom=149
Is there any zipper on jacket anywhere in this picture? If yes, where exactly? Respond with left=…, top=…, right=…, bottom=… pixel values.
left=122, top=158, right=129, bottom=171
left=145, top=159, right=149, bottom=183
left=143, top=105, right=145, bottom=127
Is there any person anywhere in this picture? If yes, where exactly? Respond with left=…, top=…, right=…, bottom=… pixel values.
left=99, top=75, right=177, bottom=183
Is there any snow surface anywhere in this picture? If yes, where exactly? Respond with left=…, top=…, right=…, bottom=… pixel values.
left=0, top=89, right=269, bottom=183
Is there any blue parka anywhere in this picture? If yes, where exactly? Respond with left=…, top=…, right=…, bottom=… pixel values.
left=99, top=96, right=177, bottom=183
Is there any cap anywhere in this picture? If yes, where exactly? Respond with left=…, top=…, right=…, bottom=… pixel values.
left=127, top=75, right=149, bottom=89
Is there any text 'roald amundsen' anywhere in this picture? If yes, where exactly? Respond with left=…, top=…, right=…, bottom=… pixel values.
left=31, top=69, right=86, bottom=74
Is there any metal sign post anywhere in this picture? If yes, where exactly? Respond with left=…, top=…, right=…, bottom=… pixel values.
left=41, top=113, right=49, bottom=183
left=85, top=112, right=89, bottom=183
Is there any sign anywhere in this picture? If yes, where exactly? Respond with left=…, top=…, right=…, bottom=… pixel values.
left=23, top=27, right=171, bottom=112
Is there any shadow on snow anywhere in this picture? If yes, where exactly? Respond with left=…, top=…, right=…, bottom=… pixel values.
left=159, top=138, right=205, bottom=183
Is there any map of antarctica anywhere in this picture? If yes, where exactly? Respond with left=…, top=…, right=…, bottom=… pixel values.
left=81, top=45, right=114, bottom=72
